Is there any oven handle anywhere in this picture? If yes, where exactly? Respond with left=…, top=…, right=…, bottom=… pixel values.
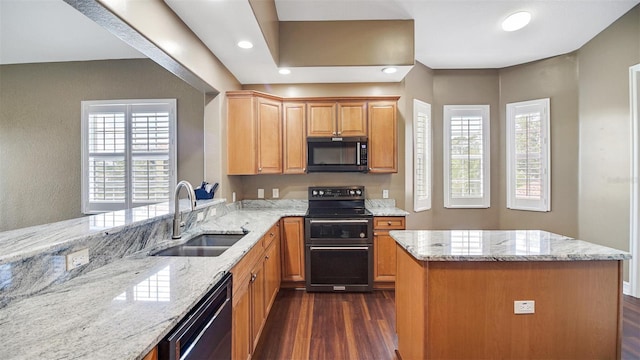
left=310, top=246, right=369, bottom=250
left=308, top=219, right=370, bottom=224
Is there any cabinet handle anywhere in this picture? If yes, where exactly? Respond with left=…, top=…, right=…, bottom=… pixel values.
left=265, top=255, right=270, bottom=260
left=337, top=131, right=342, bottom=135
left=388, top=221, right=392, bottom=226
left=374, top=232, right=379, bottom=236
left=270, top=232, right=274, bottom=237
left=258, top=167, right=262, bottom=172
left=250, top=273, right=257, bottom=282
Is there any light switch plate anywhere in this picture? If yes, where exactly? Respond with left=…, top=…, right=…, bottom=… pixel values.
left=258, top=188, right=264, bottom=199
left=272, top=188, right=279, bottom=198
left=383, top=189, right=389, bottom=199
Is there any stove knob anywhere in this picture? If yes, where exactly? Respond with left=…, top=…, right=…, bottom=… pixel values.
left=349, top=190, right=355, bottom=195
left=319, top=191, right=324, bottom=196
left=312, top=190, right=318, bottom=196
left=356, top=190, right=362, bottom=195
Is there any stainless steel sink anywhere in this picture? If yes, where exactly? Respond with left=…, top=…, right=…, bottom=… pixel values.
left=184, top=233, right=245, bottom=247
left=153, top=233, right=246, bottom=257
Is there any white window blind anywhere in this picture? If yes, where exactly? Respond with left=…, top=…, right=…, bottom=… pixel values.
left=82, top=100, right=176, bottom=214
left=506, top=98, right=550, bottom=212
left=413, top=99, right=432, bottom=212
left=443, top=105, right=490, bottom=208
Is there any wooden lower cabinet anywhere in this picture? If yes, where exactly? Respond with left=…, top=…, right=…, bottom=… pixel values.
left=280, top=217, right=305, bottom=285
left=373, top=216, right=405, bottom=288
left=142, top=347, right=158, bottom=360
left=231, top=222, right=282, bottom=360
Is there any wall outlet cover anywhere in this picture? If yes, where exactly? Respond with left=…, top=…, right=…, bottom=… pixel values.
left=66, top=248, right=90, bottom=271
left=514, top=300, right=535, bottom=314
left=258, top=188, right=264, bottom=199
left=383, top=189, right=389, bottom=199
left=272, top=188, right=279, bottom=198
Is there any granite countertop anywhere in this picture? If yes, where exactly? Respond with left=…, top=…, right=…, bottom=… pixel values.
left=390, top=230, right=632, bottom=262
left=0, top=206, right=306, bottom=360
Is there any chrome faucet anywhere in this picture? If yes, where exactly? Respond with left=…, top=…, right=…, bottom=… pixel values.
left=172, top=180, right=197, bottom=239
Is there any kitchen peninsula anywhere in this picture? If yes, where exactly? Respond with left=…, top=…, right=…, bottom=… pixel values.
left=390, top=230, right=631, bottom=360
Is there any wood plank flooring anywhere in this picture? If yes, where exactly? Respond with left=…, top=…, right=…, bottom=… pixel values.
left=254, top=290, right=640, bottom=360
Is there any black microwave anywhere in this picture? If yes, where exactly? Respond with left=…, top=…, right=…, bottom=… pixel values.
left=307, top=136, right=368, bottom=173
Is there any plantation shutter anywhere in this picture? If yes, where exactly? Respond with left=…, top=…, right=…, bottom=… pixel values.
left=82, top=100, right=176, bottom=214
left=413, top=100, right=432, bottom=211
left=443, top=105, right=490, bottom=208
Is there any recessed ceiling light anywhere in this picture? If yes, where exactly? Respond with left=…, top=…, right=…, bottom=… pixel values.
left=237, top=41, right=253, bottom=49
left=502, top=11, right=531, bottom=32
left=382, top=67, right=397, bottom=74
left=279, top=68, right=291, bottom=75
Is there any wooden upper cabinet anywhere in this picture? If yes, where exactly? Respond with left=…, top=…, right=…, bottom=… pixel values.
left=307, top=102, right=337, bottom=137
left=337, top=101, right=367, bottom=136
left=283, top=102, right=307, bottom=174
left=368, top=101, right=398, bottom=173
left=308, top=101, right=367, bottom=137
left=227, top=91, right=282, bottom=175
left=256, top=97, right=282, bottom=174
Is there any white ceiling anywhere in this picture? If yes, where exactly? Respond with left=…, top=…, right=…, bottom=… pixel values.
left=2, top=0, right=639, bottom=85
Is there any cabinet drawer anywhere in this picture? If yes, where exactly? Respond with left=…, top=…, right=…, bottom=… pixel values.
left=231, top=240, right=264, bottom=292
left=374, top=217, right=406, bottom=230
left=263, top=222, right=280, bottom=248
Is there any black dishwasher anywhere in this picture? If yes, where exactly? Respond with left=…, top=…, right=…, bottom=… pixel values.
left=159, top=272, right=232, bottom=360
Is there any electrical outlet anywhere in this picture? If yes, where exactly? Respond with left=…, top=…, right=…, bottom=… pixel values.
left=66, top=248, right=90, bottom=271
left=258, top=188, right=264, bottom=199
left=272, top=188, right=279, bottom=198
left=514, top=300, right=535, bottom=314
left=382, top=189, right=389, bottom=199
left=232, top=192, right=236, bottom=202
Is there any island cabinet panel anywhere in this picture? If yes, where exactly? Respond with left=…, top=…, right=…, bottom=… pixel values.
left=307, top=102, right=337, bottom=137
left=368, top=101, right=397, bottom=173
left=280, top=217, right=305, bottom=284
left=396, top=244, right=624, bottom=359
left=337, top=101, right=367, bottom=136
left=227, top=91, right=282, bottom=175
left=283, top=102, right=307, bottom=174
left=373, top=216, right=405, bottom=287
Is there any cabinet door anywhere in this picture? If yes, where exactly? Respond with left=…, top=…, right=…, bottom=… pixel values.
left=283, top=102, right=307, bottom=174
left=264, top=238, right=281, bottom=315
left=307, top=102, right=337, bottom=137
left=368, top=101, right=398, bottom=173
left=232, top=275, right=251, bottom=360
left=257, top=97, right=282, bottom=174
left=227, top=95, right=257, bottom=174
left=374, top=231, right=398, bottom=282
left=337, top=101, right=367, bottom=136
left=250, top=261, right=265, bottom=351
left=281, top=217, right=305, bottom=282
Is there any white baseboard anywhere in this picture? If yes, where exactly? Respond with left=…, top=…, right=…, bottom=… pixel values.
left=624, top=281, right=631, bottom=295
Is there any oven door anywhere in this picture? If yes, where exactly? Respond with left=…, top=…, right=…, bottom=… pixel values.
left=305, top=244, right=373, bottom=292
left=305, top=218, right=372, bottom=244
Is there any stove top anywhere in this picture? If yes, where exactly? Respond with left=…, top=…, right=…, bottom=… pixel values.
left=306, top=185, right=371, bottom=218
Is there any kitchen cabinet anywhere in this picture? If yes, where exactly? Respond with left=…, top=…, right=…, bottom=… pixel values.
left=280, top=217, right=305, bottom=284
left=368, top=101, right=398, bottom=173
left=307, top=101, right=367, bottom=137
left=373, top=216, right=405, bottom=288
left=283, top=102, right=307, bottom=174
left=142, top=347, right=157, bottom=360
left=227, top=91, right=282, bottom=175
left=230, top=221, right=281, bottom=359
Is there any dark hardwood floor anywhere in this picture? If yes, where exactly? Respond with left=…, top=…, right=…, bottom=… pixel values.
left=254, top=290, right=640, bottom=360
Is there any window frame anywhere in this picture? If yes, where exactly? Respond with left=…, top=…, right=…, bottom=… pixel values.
left=443, top=104, right=491, bottom=208
left=413, top=99, right=432, bottom=212
left=506, top=98, right=551, bottom=212
left=81, top=99, right=177, bottom=214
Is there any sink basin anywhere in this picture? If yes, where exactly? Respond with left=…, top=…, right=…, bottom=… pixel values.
left=184, top=233, right=245, bottom=247
left=152, top=233, right=246, bottom=257
left=154, top=245, right=230, bottom=257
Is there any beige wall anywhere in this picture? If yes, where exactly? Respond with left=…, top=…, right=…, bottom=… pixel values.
left=0, top=59, right=205, bottom=231
left=498, top=54, right=580, bottom=237
left=578, top=6, right=640, bottom=264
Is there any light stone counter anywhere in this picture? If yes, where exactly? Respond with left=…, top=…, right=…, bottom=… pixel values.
left=390, top=230, right=631, bottom=261
left=0, top=203, right=306, bottom=360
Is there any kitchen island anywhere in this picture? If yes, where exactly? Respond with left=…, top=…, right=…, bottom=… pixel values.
left=390, top=230, right=631, bottom=360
